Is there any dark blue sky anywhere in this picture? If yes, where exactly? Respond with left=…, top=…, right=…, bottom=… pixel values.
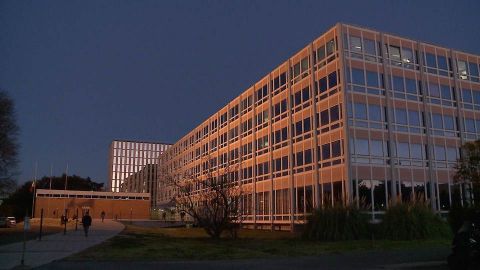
left=1, top=0, right=479, bottom=185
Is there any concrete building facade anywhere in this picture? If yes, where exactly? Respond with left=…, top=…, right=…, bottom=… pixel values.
left=108, top=140, right=170, bottom=207
left=158, top=23, right=480, bottom=230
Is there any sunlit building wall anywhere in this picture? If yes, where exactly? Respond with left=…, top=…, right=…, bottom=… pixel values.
left=158, top=23, right=480, bottom=230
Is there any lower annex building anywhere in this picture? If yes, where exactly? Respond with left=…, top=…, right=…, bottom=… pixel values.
left=158, top=23, right=480, bottom=230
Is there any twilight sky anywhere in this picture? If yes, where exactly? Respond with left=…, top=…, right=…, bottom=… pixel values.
left=1, top=0, right=479, bottom=185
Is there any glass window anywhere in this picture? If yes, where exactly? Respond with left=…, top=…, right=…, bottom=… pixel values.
left=350, top=36, right=362, bottom=52
left=354, top=103, right=367, bottom=120
left=302, top=87, right=310, bottom=101
left=366, top=71, right=379, bottom=87
left=370, top=140, right=384, bottom=156
left=316, top=45, right=325, bottom=62
left=432, top=114, right=443, bottom=129
left=405, top=78, right=417, bottom=95
left=408, top=110, right=421, bottom=126
left=402, top=47, right=414, bottom=64
left=318, top=77, right=327, bottom=93
left=332, top=141, right=341, bottom=157
left=469, top=62, right=479, bottom=78
left=304, top=117, right=311, bottom=132
left=458, top=61, right=468, bottom=79
left=465, top=118, right=475, bottom=132
left=397, top=142, right=409, bottom=158
left=434, top=146, right=446, bottom=161
left=326, top=39, right=335, bottom=55
left=462, top=89, right=472, bottom=103
left=295, top=121, right=302, bottom=135
left=369, top=104, right=382, bottom=122
left=364, top=39, right=376, bottom=55
left=351, top=68, right=364, bottom=85
left=429, top=83, right=440, bottom=98
left=305, top=149, right=312, bottom=164
left=320, top=109, right=329, bottom=126
left=356, top=139, right=369, bottom=155
left=328, top=71, right=337, bottom=88
left=293, top=63, right=301, bottom=78
left=437, top=56, right=448, bottom=70
left=322, top=143, right=331, bottom=159
left=440, top=85, right=453, bottom=100
left=296, top=152, right=303, bottom=166
left=392, top=76, right=404, bottom=92
left=474, top=91, right=480, bottom=105
left=444, top=115, right=455, bottom=130
left=446, top=147, right=458, bottom=162
left=411, top=144, right=423, bottom=159
left=389, top=45, right=401, bottom=61
left=425, top=53, right=436, bottom=68
left=294, top=91, right=302, bottom=106
left=301, top=58, right=309, bottom=73
left=330, top=105, right=340, bottom=122
left=395, top=108, right=408, bottom=125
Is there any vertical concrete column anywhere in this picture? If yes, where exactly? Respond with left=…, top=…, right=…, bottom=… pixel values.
left=337, top=23, right=353, bottom=205
left=286, top=59, right=296, bottom=231
left=308, top=43, right=321, bottom=210
left=416, top=41, right=437, bottom=211
left=267, top=74, right=275, bottom=230
left=380, top=33, right=398, bottom=204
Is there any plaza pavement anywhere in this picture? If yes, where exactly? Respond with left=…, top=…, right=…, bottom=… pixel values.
left=0, top=219, right=124, bottom=270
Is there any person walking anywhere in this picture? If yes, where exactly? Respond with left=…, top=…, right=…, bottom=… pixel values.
left=81, top=211, right=92, bottom=237
left=101, top=211, right=106, bottom=222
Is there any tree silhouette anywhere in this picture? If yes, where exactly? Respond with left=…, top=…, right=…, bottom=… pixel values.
left=454, top=140, right=480, bottom=206
left=0, top=90, right=19, bottom=195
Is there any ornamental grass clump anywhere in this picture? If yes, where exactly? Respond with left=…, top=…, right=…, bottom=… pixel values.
left=380, top=199, right=449, bottom=240
left=303, top=204, right=369, bottom=241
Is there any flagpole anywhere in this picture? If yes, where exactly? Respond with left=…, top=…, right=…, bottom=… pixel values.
left=63, top=163, right=68, bottom=217
left=31, top=162, right=37, bottom=218
left=49, top=164, right=53, bottom=190
left=64, top=163, right=68, bottom=191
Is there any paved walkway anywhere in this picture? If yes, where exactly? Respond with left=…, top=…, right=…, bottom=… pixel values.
left=0, top=219, right=124, bottom=270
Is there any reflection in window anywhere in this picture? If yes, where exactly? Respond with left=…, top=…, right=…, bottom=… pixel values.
left=458, top=60, right=468, bottom=80
left=389, top=45, right=401, bottom=61
left=350, top=36, right=362, bottom=52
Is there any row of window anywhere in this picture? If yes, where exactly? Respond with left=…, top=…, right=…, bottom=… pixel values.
left=346, top=34, right=480, bottom=83
left=350, top=138, right=459, bottom=165
left=348, top=101, right=466, bottom=137
left=172, top=69, right=340, bottom=156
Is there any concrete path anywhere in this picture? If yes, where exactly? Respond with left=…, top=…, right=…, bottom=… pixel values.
left=0, top=219, right=124, bottom=270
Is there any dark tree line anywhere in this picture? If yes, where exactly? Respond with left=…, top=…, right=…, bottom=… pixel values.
left=0, top=90, right=19, bottom=196
left=0, top=175, right=104, bottom=218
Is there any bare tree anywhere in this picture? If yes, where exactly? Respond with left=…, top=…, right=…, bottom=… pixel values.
left=0, top=90, right=19, bottom=195
left=162, top=161, right=245, bottom=239
left=454, top=140, right=480, bottom=206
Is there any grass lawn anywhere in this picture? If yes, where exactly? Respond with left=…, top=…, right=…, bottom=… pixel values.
left=70, top=224, right=451, bottom=261
left=0, top=218, right=71, bottom=245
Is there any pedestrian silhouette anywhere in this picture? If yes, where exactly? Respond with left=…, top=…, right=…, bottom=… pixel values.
left=82, top=211, right=92, bottom=237
left=101, top=211, right=106, bottom=222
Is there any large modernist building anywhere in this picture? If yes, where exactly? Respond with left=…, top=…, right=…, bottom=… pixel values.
left=158, top=23, right=480, bottom=230
left=108, top=140, right=170, bottom=207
